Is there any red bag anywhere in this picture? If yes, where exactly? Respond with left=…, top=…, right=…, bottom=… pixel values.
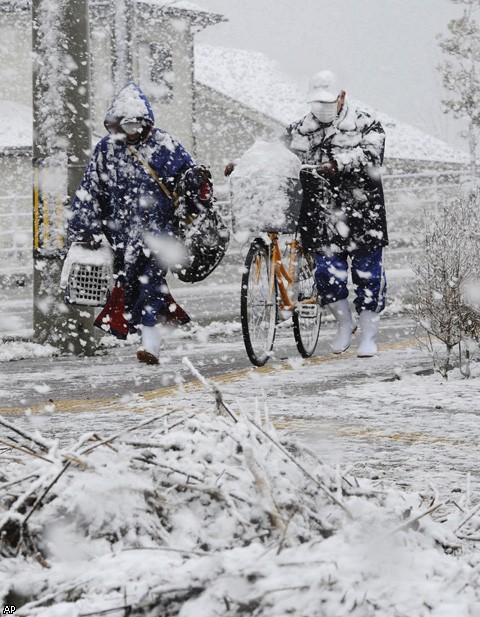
left=94, top=285, right=129, bottom=339
left=163, top=292, right=191, bottom=326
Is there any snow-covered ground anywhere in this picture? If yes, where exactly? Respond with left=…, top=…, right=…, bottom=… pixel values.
left=0, top=7, right=478, bottom=613
left=1, top=331, right=479, bottom=615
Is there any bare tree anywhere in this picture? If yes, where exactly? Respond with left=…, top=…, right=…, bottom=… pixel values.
left=409, top=191, right=480, bottom=377
left=437, top=0, right=480, bottom=175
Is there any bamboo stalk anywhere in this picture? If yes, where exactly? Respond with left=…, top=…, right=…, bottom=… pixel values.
left=0, top=416, right=53, bottom=452
left=80, top=409, right=181, bottom=455
left=383, top=502, right=444, bottom=538
left=0, top=438, right=53, bottom=463
left=182, top=357, right=238, bottom=422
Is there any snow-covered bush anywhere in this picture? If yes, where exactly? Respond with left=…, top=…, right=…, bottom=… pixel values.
left=409, top=189, right=480, bottom=376
left=1, top=378, right=479, bottom=616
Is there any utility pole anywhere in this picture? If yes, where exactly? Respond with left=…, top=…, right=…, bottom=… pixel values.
left=113, top=0, right=133, bottom=91
left=32, top=0, right=97, bottom=355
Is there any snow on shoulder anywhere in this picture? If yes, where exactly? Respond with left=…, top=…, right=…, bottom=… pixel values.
left=230, top=140, right=303, bottom=238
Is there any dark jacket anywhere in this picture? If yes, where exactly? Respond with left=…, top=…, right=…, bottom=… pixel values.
left=68, top=83, right=195, bottom=329
left=282, top=99, right=388, bottom=253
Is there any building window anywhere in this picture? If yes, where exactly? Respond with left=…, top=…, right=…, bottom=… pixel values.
left=139, top=42, right=174, bottom=100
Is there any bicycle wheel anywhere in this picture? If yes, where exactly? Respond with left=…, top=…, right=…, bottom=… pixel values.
left=241, top=239, right=277, bottom=366
left=292, top=249, right=321, bottom=357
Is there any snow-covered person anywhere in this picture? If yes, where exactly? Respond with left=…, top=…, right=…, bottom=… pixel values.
left=281, top=70, right=388, bottom=357
left=68, top=83, right=207, bottom=365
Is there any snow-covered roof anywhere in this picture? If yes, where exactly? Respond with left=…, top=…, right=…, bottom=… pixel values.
left=0, top=0, right=29, bottom=11
left=357, top=101, right=470, bottom=165
left=0, top=0, right=226, bottom=26
left=0, top=100, right=32, bottom=151
left=140, top=0, right=217, bottom=12
left=136, top=0, right=225, bottom=26
left=195, top=44, right=470, bottom=165
left=195, top=44, right=308, bottom=126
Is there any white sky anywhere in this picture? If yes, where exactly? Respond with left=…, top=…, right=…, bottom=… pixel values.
left=196, top=0, right=468, bottom=151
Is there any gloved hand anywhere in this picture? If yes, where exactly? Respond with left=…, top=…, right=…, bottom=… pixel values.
left=79, top=235, right=102, bottom=250
left=316, top=160, right=338, bottom=179
left=224, top=162, right=236, bottom=177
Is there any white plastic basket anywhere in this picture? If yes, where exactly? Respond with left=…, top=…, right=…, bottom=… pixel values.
left=230, top=176, right=303, bottom=234
left=61, top=241, right=114, bottom=307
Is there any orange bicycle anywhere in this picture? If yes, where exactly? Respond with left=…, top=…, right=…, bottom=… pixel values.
left=232, top=166, right=333, bottom=366
left=240, top=232, right=321, bottom=366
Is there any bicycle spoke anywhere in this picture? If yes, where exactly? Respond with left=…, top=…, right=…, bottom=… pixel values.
left=293, top=250, right=321, bottom=357
left=241, top=241, right=276, bottom=366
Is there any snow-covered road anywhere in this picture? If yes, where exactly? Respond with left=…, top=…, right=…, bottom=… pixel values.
left=1, top=316, right=478, bottom=505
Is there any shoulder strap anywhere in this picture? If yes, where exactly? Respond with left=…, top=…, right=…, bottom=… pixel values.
left=126, top=145, right=175, bottom=201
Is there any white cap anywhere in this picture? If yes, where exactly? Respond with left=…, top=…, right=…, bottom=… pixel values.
left=306, top=70, right=341, bottom=103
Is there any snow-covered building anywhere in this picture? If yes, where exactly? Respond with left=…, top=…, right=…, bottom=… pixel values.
left=0, top=0, right=224, bottom=269
left=194, top=44, right=470, bottom=182
left=0, top=0, right=224, bottom=147
left=0, top=0, right=471, bottom=272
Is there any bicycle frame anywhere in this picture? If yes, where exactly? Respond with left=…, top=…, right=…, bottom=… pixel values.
left=267, top=232, right=295, bottom=313
left=241, top=233, right=322, bottom=365
left=267, top=233, right=318, bottom=314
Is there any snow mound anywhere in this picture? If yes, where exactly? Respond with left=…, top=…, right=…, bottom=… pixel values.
left=0, top=341, right=58, bottom=362
left=230, top=140, right=303, bottom=235
left=0, top=376, right=479, bottom=615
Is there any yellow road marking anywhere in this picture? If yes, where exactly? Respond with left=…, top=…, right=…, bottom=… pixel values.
left=1, top=337, right=468, bottom=448
left=272, top=418, right=474, bottom=447
left=0, top=337, right=422, bottom=416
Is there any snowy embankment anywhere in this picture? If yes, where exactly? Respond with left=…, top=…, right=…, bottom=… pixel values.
left=0, top=361, right=479, bottom=616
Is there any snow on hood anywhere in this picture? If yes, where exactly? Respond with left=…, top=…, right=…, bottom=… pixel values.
left=0, top=100, right=32, bottom=149
left=195, top=44, right=470, bottom=165
left=104, top=82, right=154, bottom=126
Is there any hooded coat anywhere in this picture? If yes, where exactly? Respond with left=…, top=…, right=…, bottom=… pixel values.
left=281, top=98, right=388, bottom=253
left=68, top=83, right=195, bottom=330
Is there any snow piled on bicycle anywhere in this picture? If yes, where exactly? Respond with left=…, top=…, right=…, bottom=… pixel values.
left=229, top=140, right=303, bottom=238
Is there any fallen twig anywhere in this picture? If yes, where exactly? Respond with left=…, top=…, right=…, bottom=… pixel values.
left=0, top=473, right=40, bottom=493
left=0, top=416, right=54, bottom=452
left=247, top=416, right=351, bottom=516
left=80, top=409, right=181, bottom=455
left=0, top=438, right=53, bottom=464
left=182, top=357, right=238, bottom=422
left=182, top=359, right=351, bottom=516
left=454, top=501, right=480, bottom=534
left=382, top=502, right=444, bottom=538
left=22, top=462, right=72, bottom=527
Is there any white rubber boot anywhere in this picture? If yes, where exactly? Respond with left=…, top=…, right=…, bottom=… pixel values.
left=137, top=325, right=162, bottom=365
left=357, top=311, right=380, bottom=358
left=328, top=299, right=357, bottom=354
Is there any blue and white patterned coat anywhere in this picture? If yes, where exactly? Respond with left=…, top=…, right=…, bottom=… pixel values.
left=68, top=83, right=195, bottom=329
left=282, top=99, right=388, bottom=253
